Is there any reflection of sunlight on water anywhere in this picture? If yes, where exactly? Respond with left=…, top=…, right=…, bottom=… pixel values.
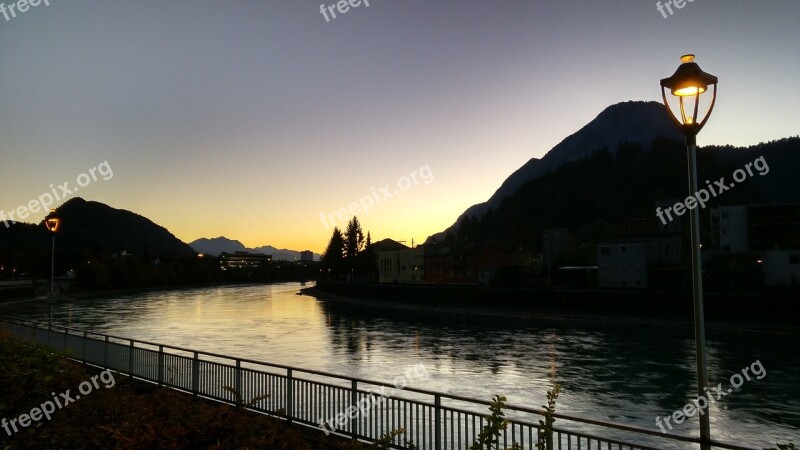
left=1, top=282, right=797, bottom=447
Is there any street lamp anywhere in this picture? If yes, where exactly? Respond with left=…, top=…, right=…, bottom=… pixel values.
left=45, top=210, right=60, bottom=327
left=660, top=54, right=717, bottom=450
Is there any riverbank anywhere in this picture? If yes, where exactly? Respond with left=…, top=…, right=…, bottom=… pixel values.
left=305, top=281, right=799, bottom=331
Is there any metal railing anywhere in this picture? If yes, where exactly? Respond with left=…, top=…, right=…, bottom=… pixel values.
left=0, top=316, right=759, bottom=450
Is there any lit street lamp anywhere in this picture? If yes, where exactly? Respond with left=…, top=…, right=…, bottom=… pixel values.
left=45, top=211, right=61, bottom=327
left=660, top=54, right=717, bottom=450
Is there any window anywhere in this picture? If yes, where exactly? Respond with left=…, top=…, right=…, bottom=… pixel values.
left=790, top=256, right=800, bottom=265
left=620, top=246, right=627, bottom=255
left=600, top=246, right=611, bottom=256
left=664, top=244, right=670, bottom=256
left=721, top=211, right=730, bottom=219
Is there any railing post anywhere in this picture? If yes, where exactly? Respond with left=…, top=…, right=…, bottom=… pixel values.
left=286, top=368, right=293, bottom=424
left=351, top=379, right=358, bottom=440
left=82, top=331, right=87, bottom=364
left=158, top=345, right=164, bottom=386
left=47, top=321, right=51, bottom=347
left=235, top=360, right=243, bottom=407
left=128, top=341, right=135, bottom=378
left=63, top=326, right=67, bottom=351
left=192, top=352, right=200, bottom=398
left=104, top=336, right=109, bottom=368
left=435, top=394, right=441, bottom=450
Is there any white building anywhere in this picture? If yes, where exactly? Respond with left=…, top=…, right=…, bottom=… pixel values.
left=761, top=251, right=800, bottom=287
left=710, top=204, right=800, bottom=287
left=710, top=206, right=748, bottom=252
left=597, top=218, right=683, bottom=289
left=597, top=241, right=649, bottom=288
left=378, top=247, right=425, bottom=283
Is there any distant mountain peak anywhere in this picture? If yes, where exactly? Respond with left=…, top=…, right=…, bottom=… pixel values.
left=188, top=237, right=319, bottom=261
left=429, top=100, right=683, bottom=241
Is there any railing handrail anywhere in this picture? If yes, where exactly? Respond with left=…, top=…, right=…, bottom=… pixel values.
left=0, top=314, right=762, bottom=450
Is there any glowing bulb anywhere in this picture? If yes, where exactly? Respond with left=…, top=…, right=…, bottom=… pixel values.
left=674, top=86, right=706, bottom=96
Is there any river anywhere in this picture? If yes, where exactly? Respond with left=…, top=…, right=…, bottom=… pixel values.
left=1, top=282, right=797, bottom=448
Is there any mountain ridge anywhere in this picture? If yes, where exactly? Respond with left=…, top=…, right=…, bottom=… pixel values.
left=188, top=236, right=319, bottom=261
left=429, top=100, right=683, bottom=242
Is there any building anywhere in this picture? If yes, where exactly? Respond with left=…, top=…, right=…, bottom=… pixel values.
left=597, top=219, right=682, bottom=289
left=300, top=250, right=314, bottom=262
left=219, top=252, right=272, bottom=271
left=378, top=246, right=425, bottom=283
left=423, top=244, right=512, bottom=285
left=597, top=242, right=649, bottom=288
left=710, top=206, right=748, bottom=252
left=710, top=204, right=800, bottom=287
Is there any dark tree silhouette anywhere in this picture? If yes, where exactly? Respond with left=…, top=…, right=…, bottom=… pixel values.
left=344, top=217, right=364, bottom=259
left=322, top=227, right=345, bottom=279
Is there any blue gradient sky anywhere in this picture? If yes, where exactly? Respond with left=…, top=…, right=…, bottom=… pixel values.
left=1, top=0, right=798, bottom=252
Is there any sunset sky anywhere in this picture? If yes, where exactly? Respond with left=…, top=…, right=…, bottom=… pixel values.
left=1, top=0, right=798, bottom=253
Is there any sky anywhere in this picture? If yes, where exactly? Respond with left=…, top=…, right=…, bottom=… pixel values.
left=1, top=0, right=798, bottom=253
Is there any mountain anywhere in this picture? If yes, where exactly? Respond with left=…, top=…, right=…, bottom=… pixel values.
left=188, top=237, right=319, bottom=261
left=430, top=100, right=683, bottom=241
left=0, top=197, right=195, bottom=258
left=188, top=237, right=248, bottom=256
left=433, top=136, right=800, bottom=251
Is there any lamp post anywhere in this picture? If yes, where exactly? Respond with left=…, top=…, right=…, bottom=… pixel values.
left=660, top=54, right=717, bottom=450
left=45, top=211, right=61, bottom=327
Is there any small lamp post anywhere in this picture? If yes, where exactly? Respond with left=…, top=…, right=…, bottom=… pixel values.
left=660, top=54, right=717, bottom=450
left=45, top=211, right=61, bottom=327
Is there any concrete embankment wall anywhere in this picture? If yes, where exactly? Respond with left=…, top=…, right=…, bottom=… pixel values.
left=313, top=281, right=797, bottom=325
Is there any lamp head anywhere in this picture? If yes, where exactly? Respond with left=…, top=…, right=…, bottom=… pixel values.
left=660, top=54, right=718, bottom=136
left=660, top=54, right=718, bottom=96
left=45, top=209, right=60, bottom=233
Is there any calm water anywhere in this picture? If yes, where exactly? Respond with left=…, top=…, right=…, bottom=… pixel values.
left=2, top=282, right=798, bottom=447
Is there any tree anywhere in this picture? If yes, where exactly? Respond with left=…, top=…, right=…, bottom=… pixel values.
left=322, top=227, right=345, bottom=279
left=344, top=217, right=364, bottom=259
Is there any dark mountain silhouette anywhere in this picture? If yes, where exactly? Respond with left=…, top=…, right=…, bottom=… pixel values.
left=188, top=237, right=320, bottom=261
left=433, top=136, right=800, bottom=253
left=0, top=197, right=194, bottom=258
left=431, top=100, right=683, bottom=241
left=189, top=237, right=248, bottom=256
